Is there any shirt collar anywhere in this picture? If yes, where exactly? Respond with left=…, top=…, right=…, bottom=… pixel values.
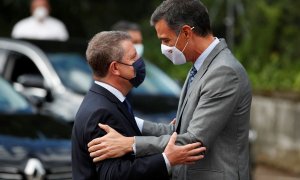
left=94, top=81, right=126, bottom=102
left=194, top=37, right=220, bottom=71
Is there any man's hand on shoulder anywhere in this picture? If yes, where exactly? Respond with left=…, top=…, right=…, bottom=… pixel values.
left=88, top=123, right=134, bottom=162
left=164, top=132, right=206, bottom=166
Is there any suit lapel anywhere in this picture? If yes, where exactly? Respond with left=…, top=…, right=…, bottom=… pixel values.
left=116, top=102, right=142, bottom=135
left=177, top=75, right=189, bottom=112
left=175, top=73, right=189, bottom=128
left=176, top=39, right=228, bottom=132
left=90, top=84, right=142, bottom=135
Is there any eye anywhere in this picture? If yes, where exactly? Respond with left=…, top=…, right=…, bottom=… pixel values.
left=162, top=39, right=170, bottom=44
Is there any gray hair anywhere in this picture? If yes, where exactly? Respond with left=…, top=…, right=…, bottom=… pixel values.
left=86, top=31, right=131, bottom=77
left=150, top=0, right=212, bottom=36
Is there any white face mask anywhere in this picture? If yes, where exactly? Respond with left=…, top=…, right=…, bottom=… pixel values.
left=161, top=43, right=187, bottom=65
left=134, top=44, right=144, bottom=58
left=33, top=7, right=49, bottom=21
left=161, top=27, right=194, bottom=65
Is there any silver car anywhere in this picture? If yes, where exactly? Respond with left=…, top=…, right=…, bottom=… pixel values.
left=0, top=38, right=181, bottom=123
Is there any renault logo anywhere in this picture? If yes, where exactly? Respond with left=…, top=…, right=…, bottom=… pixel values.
left=24, top=158, right=45, bottom=180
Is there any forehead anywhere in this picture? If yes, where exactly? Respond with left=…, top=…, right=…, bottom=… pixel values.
left=154, top=19, right=177, bottom=39
left=32, top=0, right=49, bottom=8
left=127, top=30, right=142, bottom=43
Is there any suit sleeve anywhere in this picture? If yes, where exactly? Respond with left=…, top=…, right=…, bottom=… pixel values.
left=142, top=120, right=174, bottom=136
left=135, top=66, right=240, bottom=156
left=96, top=154, right=168, bottom=180
left=85, top=109, right=169, bottom=180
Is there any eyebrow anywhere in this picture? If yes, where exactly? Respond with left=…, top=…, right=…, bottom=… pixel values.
left=159, top=37, right=169, bottom=41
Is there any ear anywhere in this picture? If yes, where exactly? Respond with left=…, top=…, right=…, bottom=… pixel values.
left=182, top=25, right=193, bottom=38
left=109, top=61, right=121, bottom=76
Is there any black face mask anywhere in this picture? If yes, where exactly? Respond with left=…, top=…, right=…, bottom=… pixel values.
left=117, top=57, right=146, bottom=87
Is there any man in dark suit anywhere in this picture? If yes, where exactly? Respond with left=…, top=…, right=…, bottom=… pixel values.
left=71, top=31, right=206, bottom=180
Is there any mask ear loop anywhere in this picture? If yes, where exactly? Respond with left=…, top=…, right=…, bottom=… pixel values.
left=174, top=30, right=182, bottom=47
left=175, top=26, right=194, bottom=47
left=182, top=27, right=195, bottom=53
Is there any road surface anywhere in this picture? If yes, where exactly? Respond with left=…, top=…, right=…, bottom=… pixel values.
left=254, top=164, right=300, bottom=180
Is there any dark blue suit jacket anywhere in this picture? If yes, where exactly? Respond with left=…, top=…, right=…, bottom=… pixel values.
left=72, top=83, right=169, bottom=180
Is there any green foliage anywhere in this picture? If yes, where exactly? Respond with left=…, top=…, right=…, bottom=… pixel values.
left=143, top=0, right=300, bottom=91
left=231, top=0, right=300, bottom=93
left=1, top=0, right=299, bottom=91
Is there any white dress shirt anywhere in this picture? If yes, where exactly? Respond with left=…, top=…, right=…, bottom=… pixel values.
left=194, top=37, right=220, bottom=71
left=12, top=16, right=69, bottom=41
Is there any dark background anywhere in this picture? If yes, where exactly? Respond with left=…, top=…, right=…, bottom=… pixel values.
left=0, top=0, right=168, bottom=39
left=1, top=0, right=300, bottom=92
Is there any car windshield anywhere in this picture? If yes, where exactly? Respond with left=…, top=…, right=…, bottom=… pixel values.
left=47, top=53, right=180, bottom=97
left=47, top=53, right=93, bottom=94
left=0, top=77, right=33, bottom=114
left=132, top=61, right=181, bottom=96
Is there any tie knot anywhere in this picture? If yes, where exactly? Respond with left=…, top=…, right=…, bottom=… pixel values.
left=122, top=99, right=130, bottom=109
left=123, top=99, right=134, bottom=117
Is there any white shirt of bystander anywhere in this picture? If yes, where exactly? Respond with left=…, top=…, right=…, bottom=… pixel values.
left=11, top=16, right=69, bottom=41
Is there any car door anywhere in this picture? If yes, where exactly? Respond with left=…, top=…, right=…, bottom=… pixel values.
left=0, top=38, right=85, bottom=122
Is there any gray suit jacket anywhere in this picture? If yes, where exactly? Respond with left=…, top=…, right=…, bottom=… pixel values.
left=135, top=39, right=252, bottom=180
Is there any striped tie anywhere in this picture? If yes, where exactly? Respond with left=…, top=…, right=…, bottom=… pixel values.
left=187, top=66, right=197, bottom=89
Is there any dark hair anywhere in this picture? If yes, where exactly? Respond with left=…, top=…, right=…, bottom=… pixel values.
left=111, top=20, right=141, bottom=32
left=150, top=0, right=212, bottom=36
left=86, top=31, right=131, bottom=77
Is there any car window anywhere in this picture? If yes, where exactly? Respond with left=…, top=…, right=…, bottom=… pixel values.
left=47, top=52, right=181, bottom=97
left=47, top=53, right=93, bottom=94
left=0, top=77, right=33, bottom=114
left=6, top=52, right=42, bottom=82
left=132, top=61, right=181, bottom=96
left=0, top=49, right=7, bottom=73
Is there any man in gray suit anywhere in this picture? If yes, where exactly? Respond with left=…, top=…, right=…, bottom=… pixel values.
left=88, top=0, right=252, bottom=179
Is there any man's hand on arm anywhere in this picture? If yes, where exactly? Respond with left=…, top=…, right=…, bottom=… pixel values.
left=164, top=132, right=206, bottom=166
left=88, top=124, right=206, bottom=166
left=87, top=123, right=134, bottom=162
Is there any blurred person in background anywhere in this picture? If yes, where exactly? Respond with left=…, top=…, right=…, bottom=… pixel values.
left=111, top=20, right=144, bottom=58
left=11, top=0, right=69, bottom=41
